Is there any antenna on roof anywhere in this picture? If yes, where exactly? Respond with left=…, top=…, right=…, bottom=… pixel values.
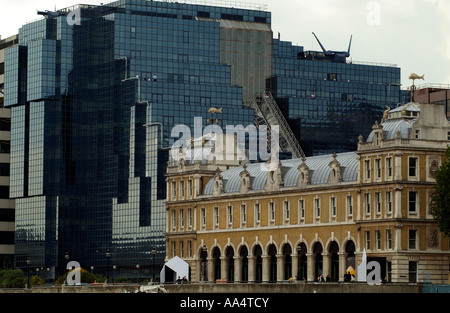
left=311, top=32, right=352, bottom=62
left=347, top=34, right=352, bottom=55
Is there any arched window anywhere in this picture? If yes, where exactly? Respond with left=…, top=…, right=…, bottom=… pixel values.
left=226, top=246, right=234, bottom=282
left=313, top=242, right=323, bottom=280
left=253, top=245, right=263, bottom=283
left=240, top=246, right=248, bottom=282
left=297, top=243, right=307, bottom=281
left=282, top=244, right=292, bottom=280
left=212, top=247, right=221, bottom=281
left=329, top=241, right=339, bottom=281
left=268, top=244, right=277, bottom=282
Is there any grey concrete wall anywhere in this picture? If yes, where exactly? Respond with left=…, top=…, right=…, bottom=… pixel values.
left=163, top=282, right=420, bottom=293
left=0, top=282, right=421, bottom=293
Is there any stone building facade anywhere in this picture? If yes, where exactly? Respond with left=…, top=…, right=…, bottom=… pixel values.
left=165, top=102, right=450, bottom=283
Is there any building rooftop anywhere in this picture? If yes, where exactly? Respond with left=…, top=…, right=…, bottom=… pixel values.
left=366, top=102, right=420, bottom=142
left=203, top=151, right=358, bottom=195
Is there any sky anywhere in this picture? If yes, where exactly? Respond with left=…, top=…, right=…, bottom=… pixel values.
left=1, top=0, right=449, bottom=88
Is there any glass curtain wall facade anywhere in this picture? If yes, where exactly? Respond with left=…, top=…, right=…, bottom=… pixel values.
left=0, top=35, right=18, bottom=269
left=268, top=39, right=402, bottom=156
left=4, top=0, right=267, bottom=279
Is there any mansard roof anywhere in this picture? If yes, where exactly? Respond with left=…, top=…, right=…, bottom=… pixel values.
left=366, top=118, right=417, bottom=142
left=203, top=151, right=358, bottom=195
left=366, top=102, right=420, bottom=142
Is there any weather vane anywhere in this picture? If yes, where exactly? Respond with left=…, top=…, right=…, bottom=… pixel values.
left=207, top=107, right=222, bottom=124
left=409, top=73, right=425, bottom=102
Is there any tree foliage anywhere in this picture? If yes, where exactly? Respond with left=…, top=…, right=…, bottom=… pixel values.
left=55, top=267, right=105, bottom=285
left=432, top=146, right=450, bottom=237
left=29, top=275, right=45, bottom=286
left=0, top=269, right=26, bottom=288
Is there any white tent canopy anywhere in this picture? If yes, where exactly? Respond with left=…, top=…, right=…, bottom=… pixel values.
left=160, top=256, right=189, bottom=283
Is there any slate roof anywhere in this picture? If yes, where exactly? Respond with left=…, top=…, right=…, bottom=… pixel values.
left=203, top=151, right=358, bottom=195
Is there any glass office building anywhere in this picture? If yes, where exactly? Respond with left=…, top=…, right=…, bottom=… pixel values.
left=4, top=0, right=407, bottom=280
left=268, top=39, right=403, bottom=156
left=4, top=0, right=268, bottom=279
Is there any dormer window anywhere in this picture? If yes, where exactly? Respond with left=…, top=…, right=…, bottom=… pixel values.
left=328, top=153, right=342, bottom=184
left=371, top=121, right=383, bottom=146
left=239, top=162, right=251, bottom=193
left=265, top=159, right=283, bottom=191
left=212, top=167, right=224, bottom=196
left=297, top=157, right=310, bottom=188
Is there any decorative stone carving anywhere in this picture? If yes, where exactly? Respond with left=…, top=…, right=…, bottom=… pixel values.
left=429, top=160, right=439, bottom=178
left=427, top=228, right=440, bottom=249
left=178, top=157, right=186, bottom=172
left=265, top=159, right=283, bottom=191
left=212, top=167, right=224, bottom=196
left=239, top=161, right=251, bottom=193
left=297, top=157, right=310, bottom=188
left=328, top=152, right=343, bottom=184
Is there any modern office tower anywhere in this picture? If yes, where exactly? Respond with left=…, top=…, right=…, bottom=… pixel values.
left=3, top=0, right=411, bottom=280
left=267, top=38, right=403, bottom=156
left=3, top=0, right=267, bottom=279
left=0, top=35, right=17, bottom=269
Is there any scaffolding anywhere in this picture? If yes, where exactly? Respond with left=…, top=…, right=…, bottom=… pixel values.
left=250, top=91, right=305, bottom=159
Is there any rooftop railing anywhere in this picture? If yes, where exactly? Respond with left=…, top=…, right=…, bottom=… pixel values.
left=158, top=0, right=268, bottom=11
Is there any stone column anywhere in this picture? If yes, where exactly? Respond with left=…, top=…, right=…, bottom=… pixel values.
left=356, top=190, right=361, bottom=221
left=338, top=252, right=347, bottom=282
left=234, top=256, right=242, bottom=283
left=277, top=254, right=284, bottom=282
left=221, top=256, right=227, bottom=281
left=394, top=153, right=402, bottom=181
left=394, top=186, right=403, bottom=218
left=306, top=252, right=315, bottom=282
left=248, top=256, right=255, bottom=283
left=394, top=224, right=403, bottom=251
left=291, top=255, right=299, bottom=280
left=197, top=259, right=203, bottom=282
left=322, top=252, right=330, bottom=279
left=207, top=257, right=215, bottom=282
left=262, top=255, right=269, bottom=282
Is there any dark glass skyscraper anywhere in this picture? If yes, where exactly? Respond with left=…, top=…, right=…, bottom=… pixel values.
left=268, top=39, right=402, bottom=156
left=4, top=0, right=268, bottom=279
left=4, top=0, right=406, bottom=280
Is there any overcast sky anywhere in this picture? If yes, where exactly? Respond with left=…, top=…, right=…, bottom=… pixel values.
left=1, top=0, right=449, bottom=87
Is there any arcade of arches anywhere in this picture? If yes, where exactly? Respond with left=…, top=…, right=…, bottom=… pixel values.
left=196, top=238, right=356, bottom=282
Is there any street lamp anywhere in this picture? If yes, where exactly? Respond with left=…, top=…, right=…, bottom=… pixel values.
left=136, top=264, right=140, bottom=283
left=152, top=246, right=156, bottom=283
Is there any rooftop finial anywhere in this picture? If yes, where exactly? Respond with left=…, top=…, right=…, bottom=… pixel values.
left=409, top=73, right=425, bottom=102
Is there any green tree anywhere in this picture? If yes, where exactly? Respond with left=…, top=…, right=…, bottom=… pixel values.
left=55, top=267, right=100, bottom=285
left=432, top=146, right=450, bottom=237
left=29, top=275, right=45, bottom=286
left=0, top=269, right=26, bottom=288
